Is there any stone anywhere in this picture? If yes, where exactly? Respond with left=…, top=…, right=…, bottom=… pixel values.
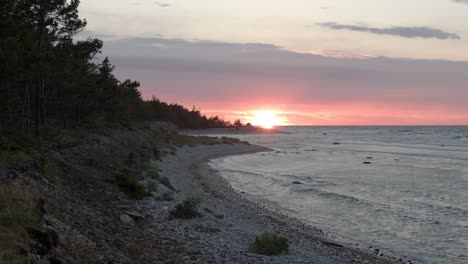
left=125, top=211, right=144, bottom=220
left=187, top=247, right=201, bottom=255
left=119, top=214, right=134, bottom=224
left=214, top=214, right=224, bottom=219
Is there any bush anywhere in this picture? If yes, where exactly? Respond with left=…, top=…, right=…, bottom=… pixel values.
left=144, top=162, right=160, bottom=180
left=159, top=177, right=176, bottom=191
left=157, top=191, right=174, bottom=201
left=169, top=197, right=201, bottom=219
left=146, top=181, right=158, bottom=193
left=249, top=233, right=289, bottom=256
left=107, top=170, right=149, bottom=200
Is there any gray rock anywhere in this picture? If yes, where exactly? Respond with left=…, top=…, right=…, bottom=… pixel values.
left=119, top=214, right=134, bottom=224
left=125, top=211, right=144, bottom=220
left=187, top=247, right=201, bottom=255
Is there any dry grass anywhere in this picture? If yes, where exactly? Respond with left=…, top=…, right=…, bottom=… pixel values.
left=168, top=135, right=220, bottom=145
left=0, top=184, right=40, bottom=263
left=61, top=233, right=98, bottom=264
left=0, top=150, right=41, bottom=166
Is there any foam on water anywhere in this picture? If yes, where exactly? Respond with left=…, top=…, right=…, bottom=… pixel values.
left=209, top=126, right=468, bottom=264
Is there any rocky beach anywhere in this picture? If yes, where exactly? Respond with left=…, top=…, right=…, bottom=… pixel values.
left=0, top=124, right=403, bottom=263
left=140, top=142, right=402, bottom=264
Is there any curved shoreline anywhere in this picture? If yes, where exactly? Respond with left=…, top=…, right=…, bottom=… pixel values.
left=147, top=143, right=403, bottom=263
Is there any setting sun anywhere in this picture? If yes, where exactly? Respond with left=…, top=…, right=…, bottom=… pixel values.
left=250, top=111, right=283, bottom=129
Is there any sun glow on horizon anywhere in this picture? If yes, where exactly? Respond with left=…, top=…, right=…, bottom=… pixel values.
left=249, top=111, right=285, bottom=129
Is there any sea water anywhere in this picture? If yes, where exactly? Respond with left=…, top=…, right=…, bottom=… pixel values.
left=209, top=126, right=468, bottom=264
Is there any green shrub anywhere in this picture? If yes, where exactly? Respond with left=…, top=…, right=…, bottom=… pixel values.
left=169, top=197, right=201, bottom=219
left=144, top=162, right=160, bottom=180
left=159, top=177, right=176, bottom=191
left=157, top=191, right=174, bottom=201
left=107, top=170, right=149, bottom=200
left=147, top=181, right=158, bottom=193
left=249, top=233, right=289, bottom=256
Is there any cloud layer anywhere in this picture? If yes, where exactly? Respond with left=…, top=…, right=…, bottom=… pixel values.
left=317, top=22, right=461, bottom=40
left=96, top=37, right=468, bottom=125
left=453, top=0, right=468, bottom=4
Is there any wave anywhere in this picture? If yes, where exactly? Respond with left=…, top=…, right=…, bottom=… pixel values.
left=290, top=185, right=372, bottom=208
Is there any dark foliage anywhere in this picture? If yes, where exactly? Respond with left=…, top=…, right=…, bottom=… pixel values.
left=249, top=233, right=289, bottom=256
left=159, top=176, right=176, bottom=191
left=0, top=0, right=229, bottom=138
left=168, top=197, right=201, bottom=219
left=107, top=170, right=149, bottom=200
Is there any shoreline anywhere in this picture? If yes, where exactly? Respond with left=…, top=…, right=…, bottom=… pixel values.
left=144, top=143, right=401, bottom=263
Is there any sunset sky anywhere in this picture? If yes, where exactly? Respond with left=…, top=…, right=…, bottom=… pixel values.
left=79, top=0, right=468, bottom=125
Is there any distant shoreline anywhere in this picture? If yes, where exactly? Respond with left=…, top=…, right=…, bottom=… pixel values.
left=182, top=126, right=289, bottom=135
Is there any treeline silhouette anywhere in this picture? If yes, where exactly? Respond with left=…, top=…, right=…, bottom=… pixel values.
left=0, top=0, right=229, bottom=136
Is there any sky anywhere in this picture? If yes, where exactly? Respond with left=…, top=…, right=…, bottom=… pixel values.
left=78, top=0, right=468, bottom=125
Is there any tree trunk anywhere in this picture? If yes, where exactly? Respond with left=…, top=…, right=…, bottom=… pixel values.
left=35, top=1, right=46, bottom=136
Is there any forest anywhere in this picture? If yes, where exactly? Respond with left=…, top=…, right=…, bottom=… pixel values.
left=0, top=0, right=229, bottom=138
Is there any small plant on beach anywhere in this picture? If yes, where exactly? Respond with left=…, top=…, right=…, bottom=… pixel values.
left=107, top=170, right=149, bottom=200
left=144, top=162, right=160, bottom=180
left=249, top=233, right=289, bottom=256
left=159, top=176, right=176, bottom=191
left=155, top=191, right=174, bottom=201
left=169, top=197, right=201, bottom=219
left=146, top=181, right=159, bottom=193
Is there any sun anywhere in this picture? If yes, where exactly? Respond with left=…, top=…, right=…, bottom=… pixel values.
left=250, top=111, right=283, bottom=129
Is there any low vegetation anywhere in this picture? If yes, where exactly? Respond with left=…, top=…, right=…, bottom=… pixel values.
left=163, top=135, right=220, bottom=146
left=144, top=162, right=160, bottom=180
left=0, top=150, right=41, bottom=166
left=146, top=181, right=159, bottom=193
left=157, top=191, right=175, bottom=202
left=169, top=197, right=202, bottom=219
left=221, top=137, right=241, bottom=144
left=159, top=177, right=176, bottom=191
left=249, top=233, right=289, bottom=256
left=107, top=170, right=149, bottom=200
left=0, top=184, right=41, bottom=263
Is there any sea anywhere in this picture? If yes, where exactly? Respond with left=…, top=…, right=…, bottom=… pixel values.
left=208, top=126, right=468, bottom=264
